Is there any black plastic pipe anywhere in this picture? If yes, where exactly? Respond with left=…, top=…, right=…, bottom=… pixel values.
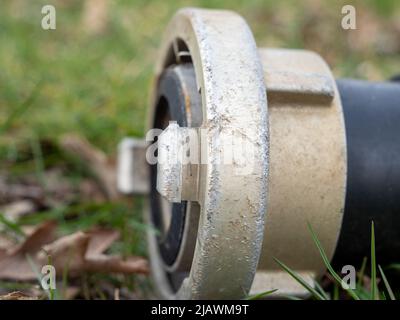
left=333, top=79, right=400, bottom=267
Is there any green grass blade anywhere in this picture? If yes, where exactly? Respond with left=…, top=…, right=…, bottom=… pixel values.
left=313, top=280, right=330, bottom=300
left=354, top=289, right=372, bottom=300
left=388, top=264, right=400, bottom=270
left=357, top=257, right=367, bottom=288
left=283, top=295, right=302, bottom=300
left=0, top=213, right=25, bottom=237
left=333, top=283, right=339, bottom=300
left=274, top=258, right=325, bottom=300
left=245, top=289, right=278, bottom=300
left=46, top=253, right=55, bottom=300
left=26, top=253, right=50, bottom=300
left=378, top=265, right=395, bottom=300
left=0, top=80, right=42, bottom=134
left=307, top=222, right=360, bottom=300
left=371, top=221, right=377, bottom=300
left=30, top=134, right=47, bottom=190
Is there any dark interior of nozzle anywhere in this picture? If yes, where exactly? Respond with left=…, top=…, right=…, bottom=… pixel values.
left=150, top=63, right=201, bottom=291
left=151, top=68, right=188, bottom=267
left=333, top=79, right=400, bottom=267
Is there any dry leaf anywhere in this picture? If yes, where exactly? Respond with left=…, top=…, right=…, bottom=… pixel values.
left=11, top=221, right=57, bottom=255
left=0, top=291, right=38, bottom=300
left=85, top=228, right=120, bottom=257
left=60, top=134, right=119, bottom=200
left=0, top=221, right=57, bottom=280
left=63, top=286, right=80, bottom=300
left=0, top=221, right=148, bottom=281
left=0, top=235, right=15, bottom=252
left=39, top=228, right=148, bottom=276
left=114, top=288, right=120, bottom=300
left=0, top=169, right=77, bottom=208
left=0, top=177, right=43, bottom=205
left=0, top=200, right=36, bottom=222
left=0, top=248, right=7, bottom=260
left=79, top=179, right=107, bottom=203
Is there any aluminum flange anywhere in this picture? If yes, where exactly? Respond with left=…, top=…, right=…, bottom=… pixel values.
left=118, top=7, right=349, bottom=299
left=146, top=8, right=269, bottom=299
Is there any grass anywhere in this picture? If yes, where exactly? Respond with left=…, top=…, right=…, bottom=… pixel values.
left=307, top=222, right=360, bottom=300
left=370, top=221, right=377, bottom=299
left=0, top=214, right=26, bottom=238
left=274, top=258, right=327, bottom=300
left=1, top=0, right=400, bottom=154
left=0, top=0, right=399, bottom=299
left=274, top=221, right=397, bottom=300
left=246, top=289, right=278, bottom=300
left=379, top=265, right=395, bottom=300
left=46, top=253, right=56, bottom=300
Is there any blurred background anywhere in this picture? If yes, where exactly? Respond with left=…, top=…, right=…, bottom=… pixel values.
left=0, top=0, right=399, bottom=299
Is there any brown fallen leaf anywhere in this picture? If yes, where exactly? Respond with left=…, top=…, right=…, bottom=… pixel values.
left=0, top=248, right=7, bottom=260
left=79, top=179, right=107, bottom=203
left=0, top=177, right=44, bottom=205
left=0, top=200, right=36, bottom=222
left=0, top=291, right=38, bottom=300
left=63, top=286, right=80, bottom=300
left=39, top=229, right=148, bottom=276
left=114, top=288, right=120, bottom=300
left=0, top=234, right=15, bottom=252
left=0, top=169, right=77, bottom=208
left=85, top=228, right=120, bottom=257
left=0, top=221, right=148, bottom=281
left=0, top=221, right=57, bottom=280
left=59, top=134, right=119, bottom=200
left=11, top=221, right=57, bottom=255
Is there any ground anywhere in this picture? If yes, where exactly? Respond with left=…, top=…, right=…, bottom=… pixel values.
left=0, top=0, right=399, bottom=299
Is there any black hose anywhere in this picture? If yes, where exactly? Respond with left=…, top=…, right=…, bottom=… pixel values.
left=333, top=79, right=400, bottom=267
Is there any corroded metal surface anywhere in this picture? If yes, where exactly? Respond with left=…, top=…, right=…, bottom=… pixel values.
left=148, top=8, right=269, bottom=299
left=156, top=122, right=184, bottom=203
left=144, top=9, right=346, bottom=300
left=157, top=122, right=200, bottom=203
left=254, top=49, right=346, bottom=296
